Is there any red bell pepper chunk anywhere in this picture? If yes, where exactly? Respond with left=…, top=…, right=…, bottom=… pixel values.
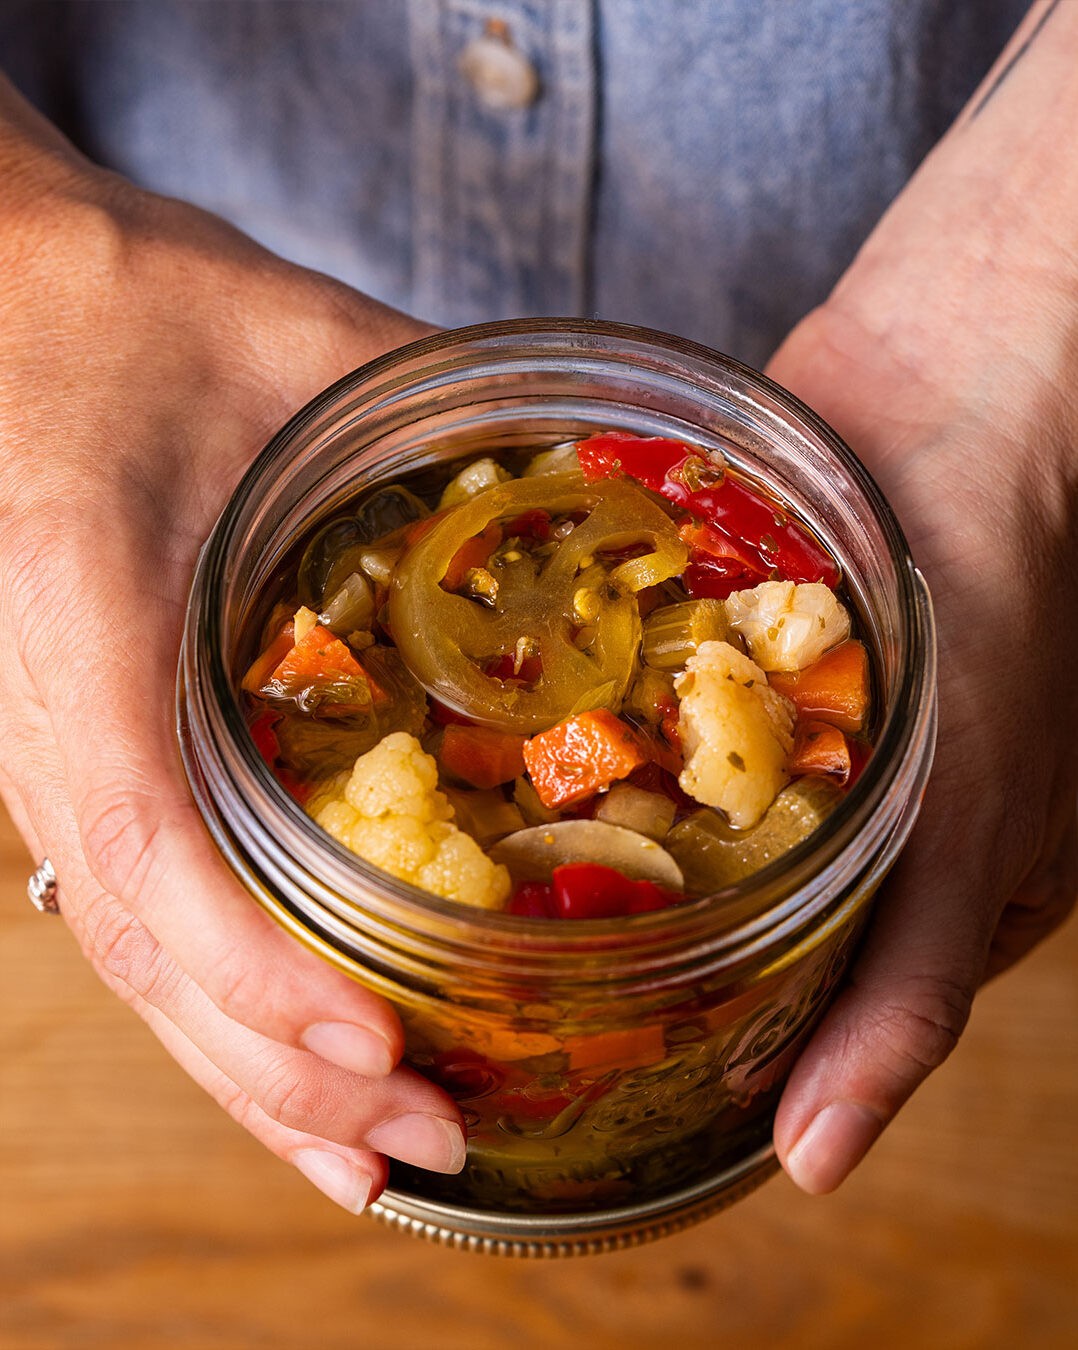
left=682, top=559, right=762, bottom=601
left=246, top=710, right=311, bottom=804
left=678, top=518, right=770, bottom=579
left=674, top=476, right=840, bottom=587
left=550, top=862, right=684, bottom=920
left=577, top=431, right=839, bottom=588
left=507, top=881, right=558, bottom=918
left=509, top=866, right=684, bottom=920
left=577, top=431, right=697, bottom=492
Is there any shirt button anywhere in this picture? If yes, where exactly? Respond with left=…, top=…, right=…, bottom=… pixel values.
left=458, top=27, right=540, bottom=111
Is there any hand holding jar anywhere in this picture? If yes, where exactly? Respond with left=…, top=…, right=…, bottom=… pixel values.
left=0, top=75, right=466, bottom=1215
left=766, top=3, right=1078, bottom=1193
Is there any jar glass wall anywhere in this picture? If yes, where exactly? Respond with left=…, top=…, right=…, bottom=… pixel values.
left=178, top=321, right=937, bottom=1255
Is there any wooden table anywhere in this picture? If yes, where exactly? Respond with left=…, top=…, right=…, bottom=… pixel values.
left=1, top=808, right=1075, bottom=1350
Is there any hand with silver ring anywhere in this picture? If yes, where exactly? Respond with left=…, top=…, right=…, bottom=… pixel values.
left=0, top=77, right=460, bottom=1217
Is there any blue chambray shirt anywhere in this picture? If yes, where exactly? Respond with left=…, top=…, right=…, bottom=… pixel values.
left=0, top=0, right=1026, bottom=368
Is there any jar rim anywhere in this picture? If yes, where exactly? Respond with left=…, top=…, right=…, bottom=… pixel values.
left=181, top=319, right=937, bottom=983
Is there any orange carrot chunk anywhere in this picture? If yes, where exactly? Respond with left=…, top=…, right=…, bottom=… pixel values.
left=271, top=624, right=367, bottom=687
left=768, top=639, right=870, bottom=734
left=789, top=719, right=853, bottom=784
left=438, top=724, right=527, bottom=790
left=523, top=709, right=648, bottom=810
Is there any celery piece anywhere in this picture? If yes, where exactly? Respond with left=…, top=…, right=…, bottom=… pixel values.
left=642, top=599, right=729, bottom=672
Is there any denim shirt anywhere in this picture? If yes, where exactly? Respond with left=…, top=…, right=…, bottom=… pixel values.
left=0, top=0, right=1026, bottom=367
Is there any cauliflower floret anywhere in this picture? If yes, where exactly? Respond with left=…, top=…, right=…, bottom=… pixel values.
left=343, top=731, right=452, bottom=822
left=315, top=732, right=510, bottom=909
left=724, top=581, right=850, bottom=672
left=674, top=641, right=794, bottom=829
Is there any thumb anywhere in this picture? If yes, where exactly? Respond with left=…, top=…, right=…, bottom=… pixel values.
left=772, top=784, right=988, bottom=1193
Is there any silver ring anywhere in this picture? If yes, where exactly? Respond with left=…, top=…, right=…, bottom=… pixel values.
left=28, top=857, right=59, bottom=914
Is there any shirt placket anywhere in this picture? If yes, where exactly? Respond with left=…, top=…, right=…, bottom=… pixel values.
left=408, top=0, right=596, bottom=326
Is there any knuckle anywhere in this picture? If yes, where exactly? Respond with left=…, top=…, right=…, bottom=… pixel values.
left=80, top=787, right=164, bottom=902
left=867, top=973, right=972, bottom=1080
left=81, top=893, right=178, bottom=1007
left=257, top=1056, right=336, bottom=1132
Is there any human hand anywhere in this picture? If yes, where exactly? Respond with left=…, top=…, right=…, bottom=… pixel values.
left=765, top=0, right=1078, bottom=1192
left=0, top=79, right=465, bottom=1214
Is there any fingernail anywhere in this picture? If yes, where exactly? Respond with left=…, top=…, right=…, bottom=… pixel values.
left=292, top=1148, right=372, bottom=1215
left=301, top=1021, right=395, bottom=1078
left=785, top=1101, right=883, bottom=1194
left=367, top=1113, right=467, bottom=1174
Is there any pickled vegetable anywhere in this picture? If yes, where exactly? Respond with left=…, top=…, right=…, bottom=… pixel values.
left=241, top=432, right=875, bottom=915
left=388, top=474, right=687, bottom=734
left=642, top=599, right=729, bottom=672
left=489, top=820, right=684, bottom=889
left=297, top=485, right=429, bottom=609
left=666, top=777, right=844, bottom=893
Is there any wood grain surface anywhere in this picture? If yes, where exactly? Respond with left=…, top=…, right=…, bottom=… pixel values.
left=1, top=807, right=1075, bottom=1350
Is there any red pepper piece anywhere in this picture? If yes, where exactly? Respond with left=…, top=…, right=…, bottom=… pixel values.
left=676, top=477, right=838, bottom=587
left=683, top=559, right=763, bottom=601
left=550, top=862, right=683, bottom=920
left=578, top=431, right=839, bottom=587
left=507, top=881, right=558, bottom=918
left=503, top=508, right=552, bottom=541
left=429, top=697, right=478, bottom=727
left=678, top=518, right=769, bottom=578
left=577, top=431, right=698, bottom=492
left=485, top=651, right=544, bottom=684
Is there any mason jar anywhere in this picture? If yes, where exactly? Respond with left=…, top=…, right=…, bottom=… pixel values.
left=177, top=320, right=937, bottom=1256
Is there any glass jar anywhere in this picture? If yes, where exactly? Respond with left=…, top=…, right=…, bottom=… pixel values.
left=177, top=320, right=936, bottom=1256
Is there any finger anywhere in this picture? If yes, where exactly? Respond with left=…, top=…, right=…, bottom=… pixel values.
left=6, top=429, right=432, bottom=1087
left=82, top=881, right=466, bottom=1172
left=772, top=766, right=1000, bottom=1195
left=6, top=708, right=402, bottom=1087
left=17, top=612, right=413, bottom=1080
left=130, top=986, right=390, bottom=1215
left=11, top=727, right=466, bottom=1173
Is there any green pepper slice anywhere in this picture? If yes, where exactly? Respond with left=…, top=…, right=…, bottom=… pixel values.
left=388, top=473, right=687, bottom=733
